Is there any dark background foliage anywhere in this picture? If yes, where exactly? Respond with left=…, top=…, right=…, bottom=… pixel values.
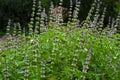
left=0, top=0, right=120, bottom=35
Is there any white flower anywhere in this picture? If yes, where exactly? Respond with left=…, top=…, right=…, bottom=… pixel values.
left=84, top=48, right=88, bottom=52
left=30, top=39, right=35, bottom=43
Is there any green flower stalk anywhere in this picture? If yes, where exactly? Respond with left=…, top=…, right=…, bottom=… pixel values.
left=32, top=1, right=42, bottom=75
left=71, top=32, right=80, bottom=70
left=110, top=18, right=116, bottom=34
left=17, top=23, right=22, bottom=38
left=6, top=19, right=11, bottom=36
left=111, top=18, right=115, bottom=28
left=71, top=49, right=79, bottom=71
left=4, top=59, right=9, bottom=80
left=58, top=0, right=63, bottom=26
left=50, top=35, right=59, bottom=74
left=67, top=0, right=73, bottom=29
left=40, top=8, right=47, bottom=33
left=49, top=1, right=57, bottom=28
left=33, top=48, right=37, bottom=67
left=6, top=19, right=12, bottom=48
left=4, top=19, right=11, bottom=80
left=106, top=17, right=111, bottom=35
left=6, top=19, right=12, bottom=45
left=22, top=27, right=26, bottom=48
left=51, top=43, right=56, bottom=73
left=24, top=53, right=29, bottom=80
left=29, top=0, right=36, bottom=35
left=31, top=39, right=39, bottom=78
left=114, top=11, right=120, bottom=33
left=45, top=15, right=48, bottom=30
left=81, top=48, right=92, bottom=80
left=35, top=1, right=41, bottom=34
left=17, top=23, right=25, bottom=73
left=12, top=23, right=17, bottom=48
left=29, top=1, right=42, bottom=76
left=12, top=23, right=18, bottom=78
left=49, top=1, right=54, bottom=22
left=83, top=0, right=97, bottom=29
left=97, top=7, right=107, bottom=48
left=98, top=7, right=107, bottom=34
left=13, top=23, right=17, bottom=55
left=72, top=0, right=81, bottom=29
left=107, top=17, right=111, bottom=28
left=17, top=22, right=23, bottom=48
left=90, top=1, right=100, bottom=32
left=32, top=2, right=41, bottom=76
left=13, top=23, right=17, bottom=38
left=68, top=0, right=73, bottom=22
left=23, top=27, right=26, bottom=38
left=41, top=58, right=46, bottom=79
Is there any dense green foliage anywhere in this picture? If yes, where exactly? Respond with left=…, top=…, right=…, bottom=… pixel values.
left=0, top=27, right=120, bottom=80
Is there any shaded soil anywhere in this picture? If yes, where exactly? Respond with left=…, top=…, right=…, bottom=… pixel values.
left=0, top=35, right=8, bottom=43
left=0, top=35, right=8, bottom=50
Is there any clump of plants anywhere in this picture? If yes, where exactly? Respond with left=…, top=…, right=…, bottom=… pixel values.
left=0, top=0, right=120, bottom=80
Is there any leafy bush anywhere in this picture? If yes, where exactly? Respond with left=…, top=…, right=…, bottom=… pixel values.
left=0, top=27, right=120, bottom=80
left=0, top=0, right=120, bottom=80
